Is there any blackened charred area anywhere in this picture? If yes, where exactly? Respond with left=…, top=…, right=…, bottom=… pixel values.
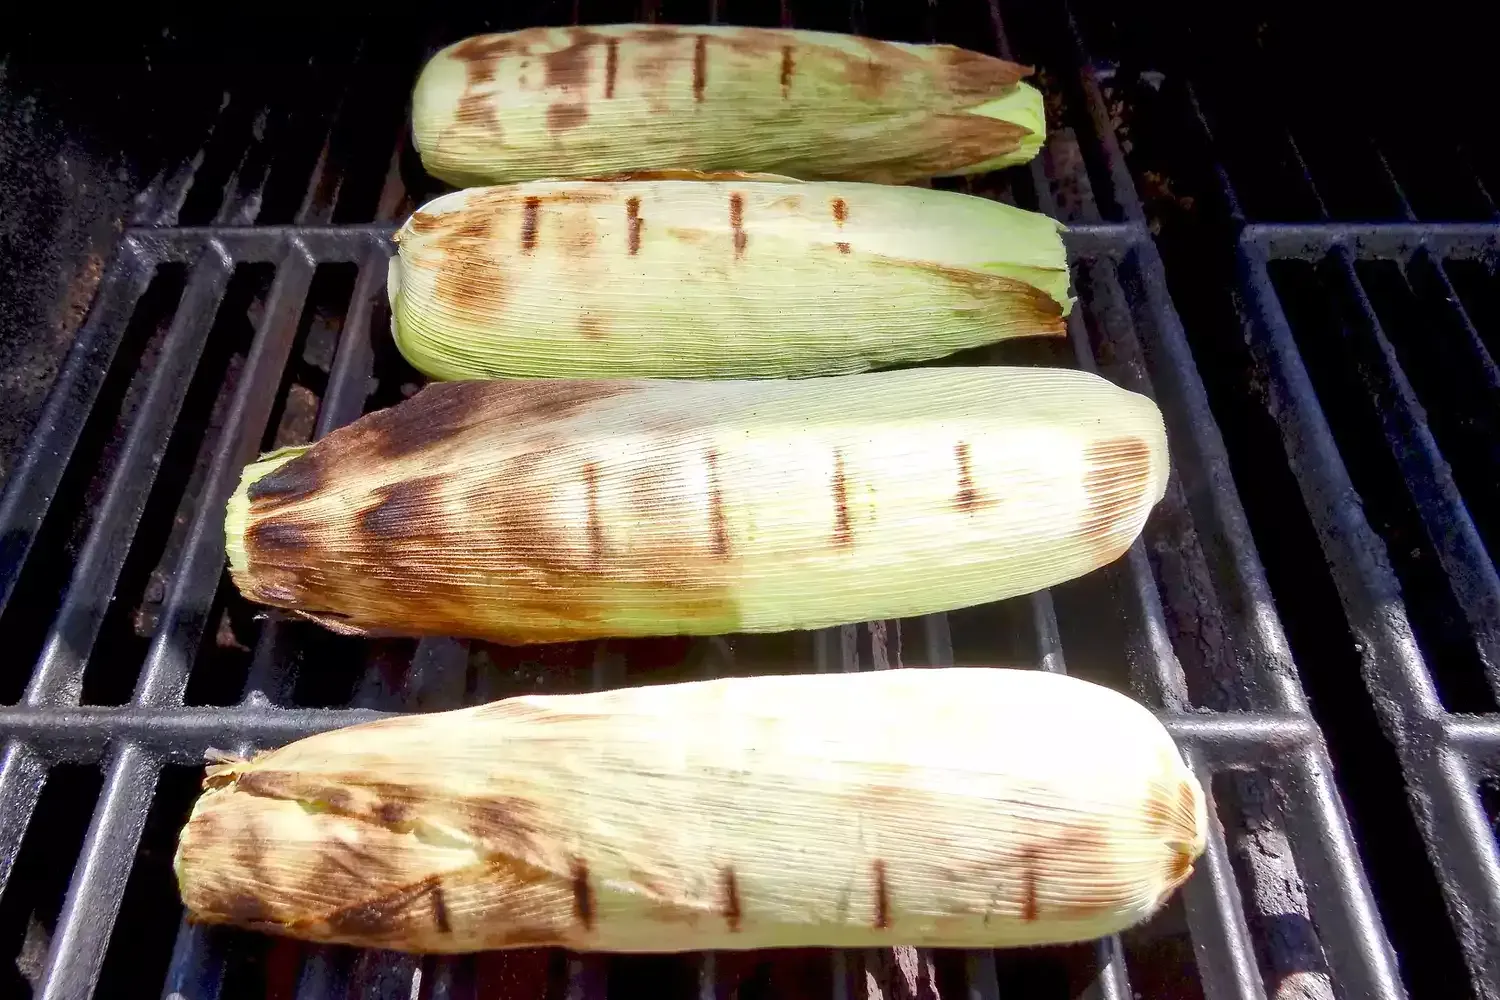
left=246, top=451, right=322, bottom=505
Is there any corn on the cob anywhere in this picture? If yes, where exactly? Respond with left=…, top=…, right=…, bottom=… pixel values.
left=175, top=667, right=1207, bottom=952
left=389, top=176, right=1070, bottom=381
left=410, top=24, right=1045, bottom=187
left=224, top=367, right=1167, bottom=645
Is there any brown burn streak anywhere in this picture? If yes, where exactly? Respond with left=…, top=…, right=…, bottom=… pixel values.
left=248, top=519, right=311, bottom=555
left=830, top=449, right=853, bottom=548
left=705, top=448, right=730, bottom=559
left=831, top=198, right=850, bottom=254
left=358, top=476, right=447, bottom=541
left=729, top=192, right=747, bottom=258
left=872, top=860, right=891, bottom=930
left=1018, top=846, right=1040, bottom=922
left=1079, top=437, right=1154, bottom=559
left=572, top=858, right=596, bottom=930
left=547, top=103, right=589, bottom=132
left=952, top=441, right=996, bottom=513
left=626, top=197, right=643, bottom=255
left=521, top=196, right=541, bottom=252
left=692, top=35, right=708, bottom=102
left=721, top=867, right=743, bottom=931
left=780, top=45, right=794, bottom=98
left=544, top=37, right=594, bottom=90
left=582, top=461, right=605, bottom=565
left=605, top=38, right=619, bottom=98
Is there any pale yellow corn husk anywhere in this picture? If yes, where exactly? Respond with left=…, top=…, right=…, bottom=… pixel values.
left=411, top=24, right=1045, bottom=187
left=175, top=667, right=1208, bottom=952
left=223, top=367, right=1167, bottom=645
left=390, top=177, right=1071, bottom=381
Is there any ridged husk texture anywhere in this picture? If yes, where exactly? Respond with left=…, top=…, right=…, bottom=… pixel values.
left=224, top=367, right=1167, bottom=645
left=411, top=24, right=1045, bottom=187
left=389, top=177, right=1070, bottom=381
left=175, top=667, right=1208, bottom=953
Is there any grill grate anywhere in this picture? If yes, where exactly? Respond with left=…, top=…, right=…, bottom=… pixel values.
left=3, top=2, right=1498, bottom=998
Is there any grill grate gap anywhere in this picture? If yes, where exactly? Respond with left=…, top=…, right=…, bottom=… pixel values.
left=81, top=263, right=275, bottom=706
left=0, top=264, right=187, bottom=706
left=1267, top=258, right=1497, bottom=715
left=1357, top=257, right=1500, bottom=575
left=94, top=765, right=202, bottom=993
left=1445, top=261, right=1500, bottom=375
left=0, top=765, right=103, bottom=996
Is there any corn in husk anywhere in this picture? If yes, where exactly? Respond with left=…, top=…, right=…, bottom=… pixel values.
left=389, top=176, right=1070, bottom=381
left=411, top=24, right=1045, bottom=187
left=176, top=667, right=1207, bottom=952
left=224, top=367, right=1166, bottom=645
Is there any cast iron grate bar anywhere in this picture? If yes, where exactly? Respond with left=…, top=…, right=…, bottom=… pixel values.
left=0, top=4, right=1429, bottom=999
left=1165, top=62, right=1500, bottom=995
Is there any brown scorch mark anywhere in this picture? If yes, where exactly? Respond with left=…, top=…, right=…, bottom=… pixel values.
left=872, top=860, right=891, bottom=929
left=429, top=880, right=453, bottom=933
left=780, top=45, right=794, bottom=98
left=521, top=197, right=541, bottom=252
left=1079, top=436, right=1154, bottom=560
left=577, top=314, right=607, bottom=340
left=544, top=37, right=593, bottom=89
left=836, top=242, right=851, bottom=254
left=831, top=197, right=850, bottom=253
left=830, top=449, right=852, bottom=547
left=729, top=192, right=747, bottom=257
left=583, top=461, right=605, bottom=564
left=547, top=103, right=589, bottom=132
left=626, top=197, right=642, bottom=254
left=358, top=476, right=447, bottom=541
left=249, top=519, right=310, bottom=555
left=952, top=441, right=996, bottom=513
left=692, top=35, right=708, bottom=101
left=449, top=35, right=517, bottom=86
left=605, top=38, right=619, bottom=97
left=705, top=448, right=731, bottom=559
left=571, top=858, right=596, bottom=930
left=1018, top=846, right=1040, bottom=921
left=721, top=867, right=743, bottom=931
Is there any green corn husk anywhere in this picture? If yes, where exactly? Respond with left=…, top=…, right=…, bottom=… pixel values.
left=411, top=24, right=1046, bottom=187
left=223, top=367, right=1166, bottom=645
left=389, top=175, right=1071, bottom=381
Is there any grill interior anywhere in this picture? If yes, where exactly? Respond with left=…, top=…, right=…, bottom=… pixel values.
left=0, top=4, right=1497, bottom=999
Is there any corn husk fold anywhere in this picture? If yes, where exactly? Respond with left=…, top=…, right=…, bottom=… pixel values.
left=224, top=367, right=1167, bottom=645
left=389, top=177, right=1070, bottom=381
left=411, top=24, right=1046, bottom=187
left=176, top=667, right=1208, bottom=953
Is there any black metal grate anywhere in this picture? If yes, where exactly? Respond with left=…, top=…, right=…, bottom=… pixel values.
left=5, top=2, right=1499, bottom=998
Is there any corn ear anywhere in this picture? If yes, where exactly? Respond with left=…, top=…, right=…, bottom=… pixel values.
left=390, top=177, right=1070, bottom=381
left=175, top=667, right=1207, bottom=953
left=411, top=24, right=1045, bottom=187
left=224, top=367, right=1166, bottom=645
